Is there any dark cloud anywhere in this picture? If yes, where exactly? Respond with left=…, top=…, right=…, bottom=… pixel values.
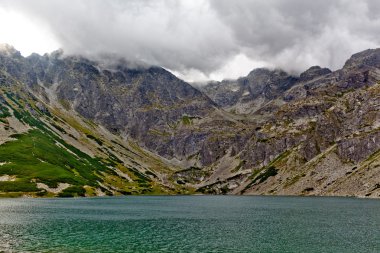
left=1, top=0, right=236, bottom=74
left=210, top=0, right=380, bottom=73
left=1, top=0, right=380, bottom=80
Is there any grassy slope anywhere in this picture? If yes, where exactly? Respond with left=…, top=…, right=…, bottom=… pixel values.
left=0, top=129, right=105, bottom=195
left=0, top=83, right=189, bottom=197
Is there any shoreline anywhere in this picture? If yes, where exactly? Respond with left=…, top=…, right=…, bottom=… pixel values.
left=0, top=193, right=379, bottom=200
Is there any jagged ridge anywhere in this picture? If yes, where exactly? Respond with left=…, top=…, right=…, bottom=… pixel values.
left=0, top=44, right=379, bottom=198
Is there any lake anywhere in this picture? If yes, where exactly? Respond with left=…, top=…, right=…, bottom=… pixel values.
left=0, top=196, right=379, bottom=252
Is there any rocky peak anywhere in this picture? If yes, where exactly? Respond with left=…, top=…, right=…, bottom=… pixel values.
left=246, top=68, right=288, bottom=82
left=299, top=66, right=332, bottom=81
left=343, top=48, right=380, bottom=70
left=0, top=44, right=380, bottom=198
left=199, top=68, right=298, bottom=113
left=244, top=68, right=297, bottom=99
left=0, top=43, right=22, bottom=58
left=246, top=67, right=272, bottom=77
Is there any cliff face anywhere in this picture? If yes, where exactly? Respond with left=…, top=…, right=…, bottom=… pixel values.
left=198, top=49, right=380, bottom=197
left=0, top=44, right=379, bottom=197
left=199, top=68, right=299, bottom=114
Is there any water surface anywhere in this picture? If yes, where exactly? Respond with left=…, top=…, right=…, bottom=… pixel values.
left=0, top=196, right=379, bottom=252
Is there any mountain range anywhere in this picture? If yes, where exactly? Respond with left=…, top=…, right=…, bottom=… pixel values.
left=0, top=44, right=379, bottom=198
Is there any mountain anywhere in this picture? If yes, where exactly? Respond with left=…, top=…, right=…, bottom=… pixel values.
left=0, top=44, right=379, bottom=198
left=199, top=68, right=299, bottom=114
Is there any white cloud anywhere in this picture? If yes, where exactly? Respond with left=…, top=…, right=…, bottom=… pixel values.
left=0, top=0, right=380, bottom=82
left=0, top=8, right=59, bottom=56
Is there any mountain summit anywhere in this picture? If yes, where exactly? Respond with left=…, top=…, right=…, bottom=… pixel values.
left=0, top=46, right=379, bottom=197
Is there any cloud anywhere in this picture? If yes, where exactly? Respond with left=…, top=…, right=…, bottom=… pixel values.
left=1, top=0, right=380, bottom=81
left=0, top=7, right=59, bottom=55
left=0, top=0, right=237, bottom=75
left=210, top=0, right=380, bottom=74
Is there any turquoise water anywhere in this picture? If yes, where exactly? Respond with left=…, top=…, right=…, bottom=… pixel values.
left=0, top=196, right=379, bottom=252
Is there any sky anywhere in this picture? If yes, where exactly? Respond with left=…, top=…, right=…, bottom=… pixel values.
left=0, top=0, right=380, bottom=82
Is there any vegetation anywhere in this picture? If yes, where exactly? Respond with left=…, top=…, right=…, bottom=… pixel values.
left=231, top=160, right=246, bottom=173
left=51, top=122, right=67, bottom=134
left=0, top=92, right=126, bottom=196
left=181, top=115, right=193, bottom=125
left=58, top=186, right=86, bottom=197
left=86, top=134, right=104, bottom=146
left=242, top=166, right=279, bottom=194
left=0, top=130, right=109, bottom=193
left=0, top=103, right=11, bottom=118
left=251, top=166, right=278, bottom=185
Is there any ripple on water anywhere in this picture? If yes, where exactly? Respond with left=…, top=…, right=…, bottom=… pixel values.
left=0, top=196, right=379, bottom=252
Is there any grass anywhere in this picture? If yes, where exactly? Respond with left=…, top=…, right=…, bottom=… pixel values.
left=101, top=167, right=174, bottom=195
left=0, top=89, right=187, bottom=196
left=0, top=103, right=11, bottom=118
left=51, top=122, right=67, bottom=134
left=251, top=166, right=278, bottom=185
left=181, top=115, right=194, bottom=125
left=58, top=99, right=71, bottom=110
left=58, top=186, right=86, bottom=197
left=0, top=180, right=39, bottom=192
left=0, top=129, right=110, bottom=194
left=243, top=164, right=280, bottom=194
left=86, top=134, right=104, bottom=146
left=242, top=149, right=294, bottom=194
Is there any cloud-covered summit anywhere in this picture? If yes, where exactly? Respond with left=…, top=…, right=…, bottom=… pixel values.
left=1, top=0, right=380, bottom=81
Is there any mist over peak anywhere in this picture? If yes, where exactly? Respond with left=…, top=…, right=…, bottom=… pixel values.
left=1, top=0, right=380, bottom=81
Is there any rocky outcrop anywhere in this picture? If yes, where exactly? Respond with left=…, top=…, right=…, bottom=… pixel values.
left=0, top=44, right=379, bottom=197
left=198, top=49, right=380, bottom=197
left=200, top=68, right=298, bottom=114
left=299, top=66, right=331, bottom=82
